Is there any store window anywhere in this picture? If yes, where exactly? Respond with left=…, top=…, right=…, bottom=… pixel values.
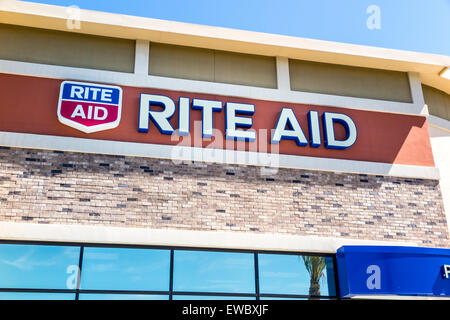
left=258, top=253, right=336, bottom=297
left=0, top=244, right=80, bottom=289
left=173, top=295, right=255, bottom=300
left=0, top=242, right=338, bottom=300
left=81, top=247, right=170, bottom=291
left=0, top=292, right=75, bottom=300
left=173, top=250, right=255, bottom=294
left=78, top=294, right=169, bottom=300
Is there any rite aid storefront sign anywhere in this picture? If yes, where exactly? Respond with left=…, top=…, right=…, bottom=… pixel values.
left=58, top=81, right=357, bottom=150
left=0, top=74, right=434, bottom=167
left=337, top=246, right=450, bottom=298
left=58, top=81, right=123, bottom=133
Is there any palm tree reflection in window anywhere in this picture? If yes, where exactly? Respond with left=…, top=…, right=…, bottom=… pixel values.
left=301, top=256, right=326, bottom=298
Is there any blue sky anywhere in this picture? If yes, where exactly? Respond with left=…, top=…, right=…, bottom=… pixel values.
left=25, top=0, right=450, bottom=56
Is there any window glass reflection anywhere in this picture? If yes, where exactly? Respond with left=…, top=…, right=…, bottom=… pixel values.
left=0, top=243, right=338, bottom=300
left=0, top=292, right=75, bottom=300
left=80, top=247, right=170, bottom=291
left=258, top=254, right=335, bottom=296
left=0, top=244, right=80, bottom=289
left=173, top=250, right=255, bottom=294
left=79, top=294, right=169, bottom=300
left=260, top=296, right=307, bottom=300
left=173, top=295, right=256, bottom=300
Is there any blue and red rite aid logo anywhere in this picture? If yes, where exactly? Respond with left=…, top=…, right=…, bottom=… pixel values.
left=58, top=81, right=122, bottom=133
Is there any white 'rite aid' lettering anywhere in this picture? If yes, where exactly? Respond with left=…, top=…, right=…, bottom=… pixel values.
left=225, top=102, right=256, bottom=141
left=101, top=89, right=113, bottom=102
left=71, top=105, right=86, bottom=119
left=322, top=112, right=357, bottom=150
left=178, top=97, right=190, bottom=136
left=87, top=87, right=100, bottom=100
left=71, top=105, right=108, bottom=120
left=69, top=85, right=113, bottom=103
left=307, top=110, right=321, bottom=147
left=138, top=94, right=175, bottom=134
left=271, top=108, right=308, bottom=146
left=94, top=106, right=108, bottom=120
left=135, top=92, right=358, bottom=150
left=70, top=86, right=84, bottom=99
left=366, top=265, right=381, bottom=290
left=192, top=99, right=223, bottom=138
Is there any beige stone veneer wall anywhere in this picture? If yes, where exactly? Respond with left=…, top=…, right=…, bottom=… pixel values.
left=0, top=146, right=448, bottom=248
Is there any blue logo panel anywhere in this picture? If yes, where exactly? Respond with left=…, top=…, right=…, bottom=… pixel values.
left=336, top=246, right=450, bottom=298
left=62, top=82, right=121, bottom=104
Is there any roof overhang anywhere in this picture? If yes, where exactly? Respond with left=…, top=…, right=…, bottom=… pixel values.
left=1, top=0, right=449, bottom=95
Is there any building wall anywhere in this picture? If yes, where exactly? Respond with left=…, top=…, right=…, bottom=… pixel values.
left=429, top=126, right=450, bottom=235
left=0, top=20, right=448, bottom=252
left=0, top=146, right=447, bottom=248
left=424, top=85, right=450, bottom=234
left=0, top=23, right=418, bottom=103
